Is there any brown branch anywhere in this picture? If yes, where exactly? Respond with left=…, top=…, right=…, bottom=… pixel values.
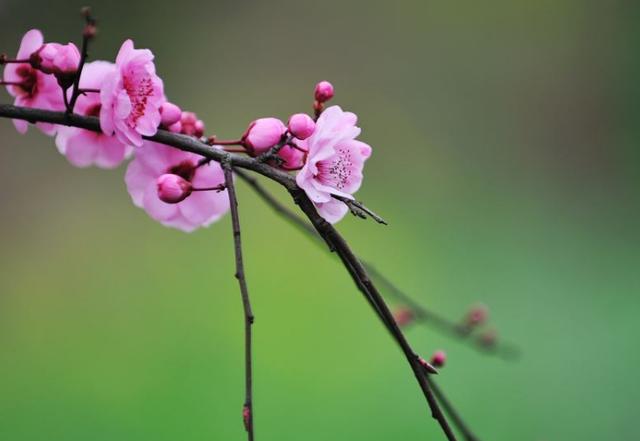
left=0, top=104, right=457, bottom=441
left=67, top=8, right=96, bottom=113
left=223, top=158, right=255, bottom=441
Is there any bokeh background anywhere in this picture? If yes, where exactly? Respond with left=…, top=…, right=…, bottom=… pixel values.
left=1, top=1, right=638, bottom=440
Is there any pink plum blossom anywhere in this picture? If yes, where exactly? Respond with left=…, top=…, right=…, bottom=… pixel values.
left=55, top=61, right=132, bottom=168
left=100, top=39, right=165, bottom=147
left=125, top=141, right=229, bottom=232
left=3, top=29, right=64, bottom=135
left=287, top=113, right=315, bottom=140
left=277, top=143, right=308, bottom=170
left=242, top=117, right=286, bottom=155
left=295, top=105, right=371, bottom=224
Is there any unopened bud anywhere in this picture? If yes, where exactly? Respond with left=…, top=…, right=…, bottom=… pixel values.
left=479, top=329, right=497, bottom=348
left=180, top=111, right=205, bottom=137
left=393, top=307, right=414, bottom=327
left=156, top=173, right=192, bottom=203
left=242, top=405, right=251, bottom=431
left=287, top=113, right=315, bottom=140
left=430, top=350, right=446, bottom=368
left=314, top=80, right=334, bottom=103
left=83, top=24, right=97, bottom=39
left=242, top=117, right=287, bottom=155
left=160, top=102, right=182, bottom=127
left=466, top=304, right=489, bottom=327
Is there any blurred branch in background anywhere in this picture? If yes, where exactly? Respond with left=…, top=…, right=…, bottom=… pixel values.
left=234, top=169, right=520, bottom=361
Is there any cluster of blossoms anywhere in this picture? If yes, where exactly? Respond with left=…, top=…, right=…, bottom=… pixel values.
left=2, top=29, right=372, bottom=231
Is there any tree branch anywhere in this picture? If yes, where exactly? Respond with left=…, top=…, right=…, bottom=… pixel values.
left=223, top=158, right=255, bottom=441
left=0, top=104, right=457, bottom=441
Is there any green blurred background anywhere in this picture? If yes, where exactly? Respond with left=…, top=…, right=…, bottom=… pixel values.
left=1, top=0, right=638, bottom=439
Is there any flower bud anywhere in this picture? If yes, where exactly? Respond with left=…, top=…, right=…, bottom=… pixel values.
left=242, top=405, right=251, bottom=431
left=393, top=307, right=414, bottom=327
left=466, top=304, right=489, bottom=327
left=31, top=43, right=80, bottom=75
left=180, top=111, right=205, bottom=137
left=277, top=144, right=308, bottom=170
left=314, top=80, right=334, bottom=103
left=156, top=173, right=192, bottom=204
left=430, top=350, right=446, bottom=368
left=288, top=113, right=315, bottom=140
left=160, top=102, right=182, bottom=127
left=242, top=117, right=286, bottom=155
left=168, top=121, right=182, bottom=133
left=479, top=329, right=497, bottom=348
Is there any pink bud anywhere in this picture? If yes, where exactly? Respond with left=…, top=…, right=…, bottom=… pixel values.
left=288, top=113, right=316, bottom=140
left=242, top=117, right=287, bottom=155
left=277, top=144, right=308, bottom=170
left=180, top=111, right=205, bottom=137
left=466, top=304, right=489, bottom=326
left=314, top=81, right=334, bottom=103
left=168, top=121, right=182, bottom=133
left=242, top=405, right=251, bottom=431
left=160, top=102, right=182, bottom=127
left=430, top=350, right=447, bottom=368
left=479, top=329, right=497, bottom=347
left=393, top=307, right=414, bottom=327
left=193, top=119, right=205, bottom=138
left=156, top=173, right=192, bottom=204
left=31, top=43, right=80, bottom=75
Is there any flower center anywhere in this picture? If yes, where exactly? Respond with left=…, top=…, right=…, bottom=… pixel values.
left=167, top=160, right=196, bottom=182
left=85, top=103, right=101, bottom=117
left=15, top=64, right=38, bottom=97
left=123, top=72, right=153, bottom=128
left=316, top=146, right=353, bottom=190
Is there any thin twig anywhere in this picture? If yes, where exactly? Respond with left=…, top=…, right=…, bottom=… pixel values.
left=223, top=158, right=255, bottom=441
left=67, top=10, right=96, bottom=113
left=332, top=195, right=388, bottom=225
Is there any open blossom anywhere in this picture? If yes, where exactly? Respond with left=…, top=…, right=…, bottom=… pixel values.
left=3, top=29, right=63, bottom=135
left=295, top=105, right=371, bottom=223
left=55, top=61, right=132, bottom=168
left=125, top=141, right=229, bottom=232
left=100, top=39, right=165, bottom=147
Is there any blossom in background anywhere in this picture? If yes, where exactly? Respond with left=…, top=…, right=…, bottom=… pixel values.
left=100, top=39, right=165, bottom=147
left=295, top=105, right=372, bottom=223
left=125, top=141, right=229, bottom=232
left=3, top=29, right=64, bottom=135
left=55, top=61, right=132, bottom=168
